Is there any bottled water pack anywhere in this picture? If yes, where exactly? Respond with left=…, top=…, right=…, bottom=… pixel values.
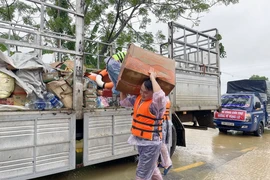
left=44, top=92, right=63, bottom=109
left=25, top=92, right=63, bottom=110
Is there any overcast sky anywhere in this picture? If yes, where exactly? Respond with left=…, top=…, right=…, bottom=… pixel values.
left=147, top=0, right=270, bottom=94
left=198, top=0, right=270, bottom=94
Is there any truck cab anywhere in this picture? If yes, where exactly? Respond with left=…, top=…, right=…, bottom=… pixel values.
left=214, top=92, right=266, bottom=136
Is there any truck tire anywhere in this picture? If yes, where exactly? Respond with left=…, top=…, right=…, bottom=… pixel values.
left=170, top=124, right=177, bottom=157
left=254, top=122, right=264, bottom=137
left=219, top=128, right=227, bottom=133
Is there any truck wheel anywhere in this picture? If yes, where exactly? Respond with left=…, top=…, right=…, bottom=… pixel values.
left=219, top=128, right=227, bottom=133
left=254, top=122, right=264, bottom=137
left=170, top=124, right=177, bottom=157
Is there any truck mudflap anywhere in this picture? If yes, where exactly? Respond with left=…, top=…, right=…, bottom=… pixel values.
left=83, top=109, right=137, bottom=166
left=0, top=111, right=76, bottom=180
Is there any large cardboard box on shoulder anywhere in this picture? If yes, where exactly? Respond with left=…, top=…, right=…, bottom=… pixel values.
left=116, top=44, right=175, bottom=95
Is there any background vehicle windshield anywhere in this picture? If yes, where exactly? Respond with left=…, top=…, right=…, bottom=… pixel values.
left=221, top=95, right=251, bottom=108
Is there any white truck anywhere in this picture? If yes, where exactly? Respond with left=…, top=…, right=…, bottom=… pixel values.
left=0, top=1, right=220, bottom=179
left=161, top=22, right=221, bottom=132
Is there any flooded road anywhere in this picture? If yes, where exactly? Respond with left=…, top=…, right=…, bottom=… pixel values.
left=168, top=127, right=270, bottom=180
left=35, top=127, right=270, bottom=180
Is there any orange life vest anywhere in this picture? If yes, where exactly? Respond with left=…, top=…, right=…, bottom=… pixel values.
left=131, top=95, right=163, bottom=140
left=163, top=101, right=171, bottom=120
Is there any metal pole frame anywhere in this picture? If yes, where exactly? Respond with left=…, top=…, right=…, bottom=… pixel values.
left=73, top=0, right=85, bottom=119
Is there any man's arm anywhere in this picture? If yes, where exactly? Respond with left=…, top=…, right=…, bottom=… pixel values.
left=149, top=68, right=161, bottom=93
left=149, top=68, right=166, bottom=117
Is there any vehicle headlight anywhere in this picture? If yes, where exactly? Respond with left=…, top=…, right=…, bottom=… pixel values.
left=245, top=113, right=251, bottom=122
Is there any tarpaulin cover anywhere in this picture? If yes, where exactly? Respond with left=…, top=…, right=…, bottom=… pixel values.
left=0, top=51, right=46, bottom=98
left=227, top=79, right=270, bottom=93
left=227, top=79, right=270, bottom=102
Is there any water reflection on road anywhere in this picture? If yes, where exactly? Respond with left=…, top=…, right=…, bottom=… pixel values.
left=170, top=128, right=270, bottom=180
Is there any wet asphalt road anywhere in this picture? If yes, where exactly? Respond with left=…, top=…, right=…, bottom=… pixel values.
left=166, top=127, right=270, bottom=180
left=35, top=127, right=270, bottom=180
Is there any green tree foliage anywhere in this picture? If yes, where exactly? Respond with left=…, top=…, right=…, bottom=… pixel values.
left=215, top=33, right=226, bottom=58
left=81, top=0, right=238, bottom=68
left=249, top=75, right=268, bottom=81
left=46, top=0, right=75, bottom=51
left=82, top=0, right=239, bottom=56
left=0, top=0, right=38, bottom=52
left=0, top=0, right=238, bottom=66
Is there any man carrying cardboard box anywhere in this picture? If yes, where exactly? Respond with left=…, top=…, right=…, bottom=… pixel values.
left=117, top=44, right=175, bottom=177
left=120, top=69, right=166, bottom=180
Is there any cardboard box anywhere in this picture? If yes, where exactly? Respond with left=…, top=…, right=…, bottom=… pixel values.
left=84, top=88, right=97, bottom=96
left=13, top=94, right=27, bottom=106
left=49, top=60, right=86, bottom=87
left=7, top=98, right=14, bottom=105
left=13, top=84, right=27, bottom=95
left=10, top=84, right=27, bottom=106
left=116, top=44, right=175, bottom=95
left=65, top=74, right=73, bottom=86
left=84, top=95, right=96, bottom=108
left=0, top=98, right=14, bottom=105
left=50, top=60, right=86, bottom=74
left=42, top=72, right=60, bottom=83
left=46, top=80, right=73, bottom=108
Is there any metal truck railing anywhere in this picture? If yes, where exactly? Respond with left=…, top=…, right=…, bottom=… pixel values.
left=160, top=21, right=220, bottom=76
left=0, top=2, right=137, bottom=180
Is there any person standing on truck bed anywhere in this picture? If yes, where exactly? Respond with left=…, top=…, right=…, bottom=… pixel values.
left=104, top=51, right=127, bottom=104
left=120, top=68, right=166, bottom=180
